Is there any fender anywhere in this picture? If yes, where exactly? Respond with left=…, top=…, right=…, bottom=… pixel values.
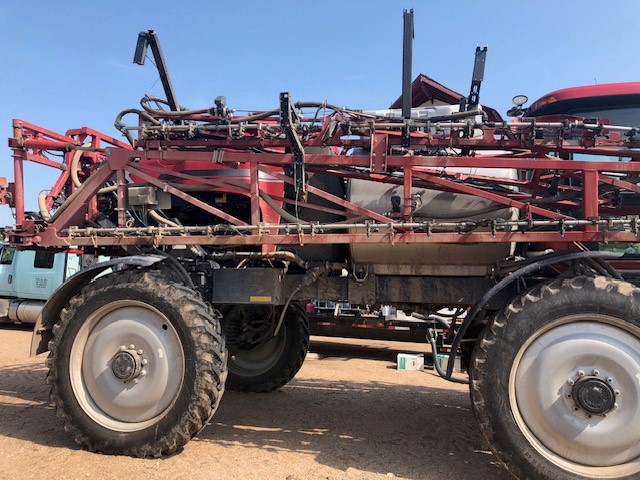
left=442, top=250, right=624, bottom=379
left=30, top=254, right=166, bottom=356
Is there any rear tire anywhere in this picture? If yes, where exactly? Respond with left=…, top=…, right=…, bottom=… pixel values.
left=224, top=304, right=309, bottom=392
left=470, top=276, right=640, bottom=479
left=47, top=269, right=227, bottom=457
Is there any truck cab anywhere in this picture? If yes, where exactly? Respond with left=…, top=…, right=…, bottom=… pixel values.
left=0, top=246, right=81, bottom=323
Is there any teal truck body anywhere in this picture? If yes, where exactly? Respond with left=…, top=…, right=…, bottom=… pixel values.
left=0, top=246, right=81, bottom=323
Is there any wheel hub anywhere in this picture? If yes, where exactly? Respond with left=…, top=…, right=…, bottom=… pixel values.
left=512, top=318, right=640, bottom=469
left=110, top=350, right=140, bottom=381
left=71, top=301, right=185, bottom=430
left=573, top=375, right=616, bottom=415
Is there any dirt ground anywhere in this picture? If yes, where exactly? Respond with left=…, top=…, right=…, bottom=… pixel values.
left=0, top=326, right=510, bottom=480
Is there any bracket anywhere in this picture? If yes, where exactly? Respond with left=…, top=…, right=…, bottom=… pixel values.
left=280, top=92, right=306, bottom=197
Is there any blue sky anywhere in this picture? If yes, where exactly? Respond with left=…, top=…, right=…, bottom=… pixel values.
left=1, top=0, right=639, bottom=226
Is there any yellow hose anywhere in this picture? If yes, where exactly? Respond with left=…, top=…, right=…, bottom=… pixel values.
left=149, top=209, right=180, bottom=227
left=37, top=192, right=51, bottom=220
left=70, top=144, right=117, bottom=194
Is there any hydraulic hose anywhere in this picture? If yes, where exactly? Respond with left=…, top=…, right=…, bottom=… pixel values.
left=114, top=108, right=162, bottom=146
left=140, top=96, right=209, bottom=116
left=195, top=175, right=370, bottom=225
left=149, top=209, right=180, bottom=227
left=272, top=263, right=346, bottom=337
left=139, top=96, right=348, bottom=123
left=425, top=327, right=468, bottom=384
left=256, top=187, right=369, bottom=225
left=443, top=250, right=624, bottom=379
left=410, top=312, right=450, bottom=329
left=70, top=144, right=117, bottom=194
left=47, top=163, right=110, bottom=224
left=38, top=192, right=51, bottom=221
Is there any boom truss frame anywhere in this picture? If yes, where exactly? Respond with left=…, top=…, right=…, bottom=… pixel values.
left=5, top=96, right=640, bottom=253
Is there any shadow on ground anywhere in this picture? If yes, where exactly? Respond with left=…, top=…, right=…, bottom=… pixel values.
left=0, top=337, right=509, bottom=480
left=203, top=377, right=507, bottom=479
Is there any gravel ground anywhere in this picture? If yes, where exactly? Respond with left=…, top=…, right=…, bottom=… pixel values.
left=0, top=326, right=510, bottom=480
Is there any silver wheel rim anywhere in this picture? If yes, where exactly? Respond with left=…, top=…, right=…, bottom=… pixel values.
left=69, top=300, right=185, bottom=432
left=510, top=314, right=640, bottom=478
left=231, top=329, right=287, bottom=377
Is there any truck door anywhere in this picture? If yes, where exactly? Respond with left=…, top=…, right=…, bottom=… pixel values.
left=0, top=246, right=17, bottom=297
left=12, top=251, right=63, bottom=300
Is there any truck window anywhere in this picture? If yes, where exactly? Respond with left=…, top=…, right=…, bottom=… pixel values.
left=0, top=246, right=15, bottom=265
left=34, top=251, right=55, bottom=269
left=572, top=107, right=640, bottom=128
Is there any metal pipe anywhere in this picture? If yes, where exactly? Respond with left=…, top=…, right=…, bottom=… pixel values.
left=121, top=118, right=637, bottom=137
left=12, top=151, right=25, bottom=227
left=60, top=217, right=640, bottom=237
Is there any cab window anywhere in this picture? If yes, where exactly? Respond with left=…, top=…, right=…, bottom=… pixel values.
left=34, top=251, right=55, bottom=269
left=0, top=246, right=16, bottom=265
left=571, top=107, right=640, bottom=128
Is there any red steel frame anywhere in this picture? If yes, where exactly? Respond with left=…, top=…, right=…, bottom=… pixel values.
left=5, top=106, right=640, bottom=252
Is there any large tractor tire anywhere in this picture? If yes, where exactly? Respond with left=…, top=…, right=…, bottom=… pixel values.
left=46, top=269, right=227, bottom=457
left=223, top=304, right=309, bottom=392
left=470, top=276, right=640, bottom=479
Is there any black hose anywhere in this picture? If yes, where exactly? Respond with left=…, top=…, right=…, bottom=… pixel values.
left=230, top=101, right=346, bottom=124
left=193, top=174, right=370, bottom=225
left=114, top=108, right=162, bottom=147
left=425, top=328, right=468, bottom=384
left=151, top=248, right=195, bottom=288
left=444, top=250, right=624, bottom=379
left=593, top=257, right=624, bottom=279
left=140, top=96, right=209, bottom=116
left=583, top=257, right=611, bottom=277
left=258, top=188, right=369, bottom=225
left=410, top=312, right=450, bottom=329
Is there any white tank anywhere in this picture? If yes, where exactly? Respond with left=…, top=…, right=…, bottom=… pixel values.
left=348, top=165, right=518, bottom=275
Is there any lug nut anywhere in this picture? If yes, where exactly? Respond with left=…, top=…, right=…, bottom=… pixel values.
left=614, top=403, right=619, bottom=409
left=566, top=393, right=572, bottom=398
left=592, top=369, right=599, bottom=376
left=137, top=349, right=143, bottom=355
left=574, top=406, right=579, bottom=411
left=128, top=344, right=135, bottom=350
left=140, top=369, right=147, bottom=377
left=141, top=358, right=148, bottom=366
left=578, top=370, right=585, bottom=377
left=133, top=378, right=140, bottom=384
left=568, top=379, right=575, bottom=386
left=607, top=377, right=613, bottom=383
left=615, top=390, right=621, bottom=396
left=119, top=345, right=127, bottom=351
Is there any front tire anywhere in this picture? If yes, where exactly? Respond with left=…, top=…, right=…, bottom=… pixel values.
left=47, top=269, right=227, bottom=457
left=471, top=276, right=640, bottom=479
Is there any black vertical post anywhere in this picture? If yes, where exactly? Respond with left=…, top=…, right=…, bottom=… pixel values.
left=134, top=30, right=181, bottom=114
left=467, top=46, right=487, bottom=110
left=401, top=9, right=414, bottom=149
left=146, top=30, right=181, bottom=114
